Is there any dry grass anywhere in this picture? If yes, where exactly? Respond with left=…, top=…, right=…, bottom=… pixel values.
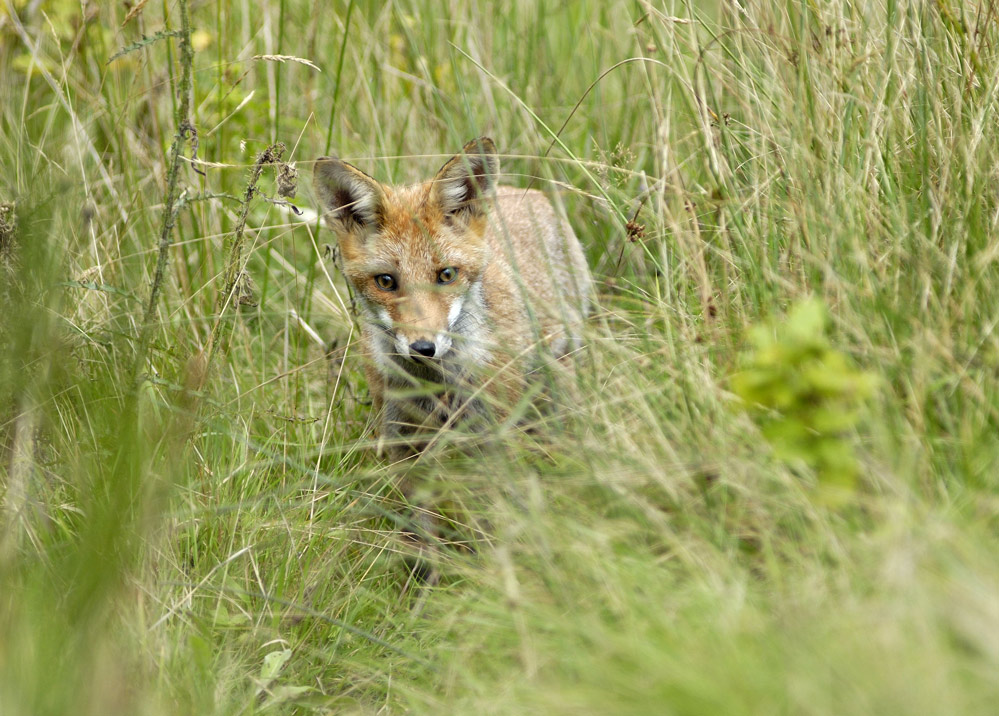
left=2, top=0, right=999, bottom=713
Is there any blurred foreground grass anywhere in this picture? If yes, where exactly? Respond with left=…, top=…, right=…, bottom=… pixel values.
left=2, top=0, right=999, bottom=713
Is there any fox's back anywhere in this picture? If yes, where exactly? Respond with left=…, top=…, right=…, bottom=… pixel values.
left=483, top=186, right=592, bottom=357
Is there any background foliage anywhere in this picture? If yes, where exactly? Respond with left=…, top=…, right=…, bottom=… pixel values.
left=2, top=0, right=999, bottom=713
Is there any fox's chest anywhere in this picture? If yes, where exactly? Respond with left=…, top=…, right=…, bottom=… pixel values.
left=381, top=379, right=485, bottom=435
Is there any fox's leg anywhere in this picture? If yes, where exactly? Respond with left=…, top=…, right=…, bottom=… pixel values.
left=368, top=361, right=435, bottom=459
left=385, top=434, right=441, bottom=590
left=370, top=393, right=440, bottom=586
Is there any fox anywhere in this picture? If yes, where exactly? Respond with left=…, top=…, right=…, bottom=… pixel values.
left=313, top=137, right=592, bottom=457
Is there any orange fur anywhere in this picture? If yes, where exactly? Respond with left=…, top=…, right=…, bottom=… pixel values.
left=314, top=138, right=592, bottom=455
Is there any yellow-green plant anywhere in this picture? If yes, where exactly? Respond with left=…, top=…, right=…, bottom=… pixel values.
left=732, top=299, right=877, bottom=497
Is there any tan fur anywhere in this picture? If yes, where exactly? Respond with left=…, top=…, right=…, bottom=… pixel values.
left=314, top=138, right=592, bottom=455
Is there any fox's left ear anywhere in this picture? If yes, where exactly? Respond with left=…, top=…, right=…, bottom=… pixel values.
left=431, top=137, right=499, bottom=220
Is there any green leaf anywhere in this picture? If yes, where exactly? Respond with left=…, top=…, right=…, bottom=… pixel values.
left=731, top=297, right=878, bottom=499
left=260, top=649, right=292, bottom=683
left=785, top=297, right=828, bottom=346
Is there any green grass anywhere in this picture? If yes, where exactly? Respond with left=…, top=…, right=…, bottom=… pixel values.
left=3, top=0, right=999, bottom=713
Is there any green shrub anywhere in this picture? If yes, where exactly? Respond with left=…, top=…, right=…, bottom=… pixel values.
left=732, top=299, right=877, bottom=498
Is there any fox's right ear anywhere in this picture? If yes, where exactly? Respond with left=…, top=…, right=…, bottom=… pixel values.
left=313, top=157, right=384, bottom=236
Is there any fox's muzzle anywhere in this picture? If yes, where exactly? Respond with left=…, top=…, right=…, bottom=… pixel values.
left=409, top=340, right=437, bottom=359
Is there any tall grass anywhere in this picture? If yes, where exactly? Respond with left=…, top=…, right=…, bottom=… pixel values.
left=2, top=0, right=999, bottom=713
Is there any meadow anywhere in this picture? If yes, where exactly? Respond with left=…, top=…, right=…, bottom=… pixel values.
left=2, top=0, right=999, bottom=713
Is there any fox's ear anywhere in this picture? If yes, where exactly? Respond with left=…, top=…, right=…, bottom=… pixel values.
left=431, top=137, right=499, bottom=220
left=313, top=156, right=384, bottom=236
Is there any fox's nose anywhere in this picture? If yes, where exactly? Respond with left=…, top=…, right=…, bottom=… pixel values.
left=409, top=340, right=436, bottom=358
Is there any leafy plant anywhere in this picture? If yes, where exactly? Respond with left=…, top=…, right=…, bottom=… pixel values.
left=731, top=298, right=877, bottom=498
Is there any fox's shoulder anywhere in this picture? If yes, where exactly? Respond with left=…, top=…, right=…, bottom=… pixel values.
left=490, top=185, right=568, bottom=226
left=493, top=185, right=553, bottom=206
left=485, top=184, right=591, bottom=333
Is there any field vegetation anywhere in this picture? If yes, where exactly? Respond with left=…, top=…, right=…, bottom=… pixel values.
left=2, top=0, right=999, bottom=713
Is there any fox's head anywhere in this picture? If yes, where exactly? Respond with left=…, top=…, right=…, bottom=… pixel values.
left=314, top=138, right=498, bottom=367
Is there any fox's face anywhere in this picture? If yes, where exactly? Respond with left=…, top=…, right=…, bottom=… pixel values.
left=314, top=138, right=499, bottom=370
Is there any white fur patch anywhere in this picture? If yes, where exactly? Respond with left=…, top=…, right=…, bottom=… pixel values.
left=451, top=282, right=491, bottom=367
left=447, top=295, right=465, bottom=328
left=365, top=325, right=396, bottom=376
left=333, top=176, right=378, bottom=227
left=433, top=334, right=452, bottom=358
left=439, top=179, right=469, bottom=209
left=431, top=295, right=464, bottom=358
left=394, top=331, right=412, bottom=358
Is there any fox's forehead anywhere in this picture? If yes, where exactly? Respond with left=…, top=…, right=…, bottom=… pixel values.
left=340, top=182, right=486, bottom=271
left=378, top=183, right=436, bottom=239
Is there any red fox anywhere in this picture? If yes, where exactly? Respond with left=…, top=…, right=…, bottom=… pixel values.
left=313, top=138, right=591, bottom=455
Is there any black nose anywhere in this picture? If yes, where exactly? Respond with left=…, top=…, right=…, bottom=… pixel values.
left=409, top=340, right=436, bottom=358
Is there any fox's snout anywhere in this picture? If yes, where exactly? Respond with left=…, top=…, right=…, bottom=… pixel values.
left=392, top=330, right=453, bottom=362
left=384, top=295, right=459, bottom=362
left=408, top=340, right=437, bottom=359
left=391, top=324, right=454, bottom=363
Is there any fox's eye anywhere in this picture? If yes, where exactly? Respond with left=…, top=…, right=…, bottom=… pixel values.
left=437, top=267, right=459, bottom=284
left=373, top=274, right=397, bottom=291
